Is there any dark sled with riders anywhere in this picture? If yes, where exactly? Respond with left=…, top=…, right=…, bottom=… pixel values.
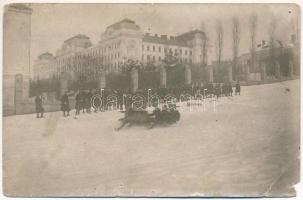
left=115, top=106, right=181, bottom=131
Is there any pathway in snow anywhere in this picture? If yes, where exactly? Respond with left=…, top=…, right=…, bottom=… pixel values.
left=3, top=80, right=300, bottom=197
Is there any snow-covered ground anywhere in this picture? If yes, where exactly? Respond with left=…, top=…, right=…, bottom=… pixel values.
left=3, top=80, right=300, bottom=197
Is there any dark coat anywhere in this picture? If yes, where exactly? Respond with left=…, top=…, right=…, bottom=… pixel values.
left=236, top=83, right=241, bottom=92
left=61, top=94, right=70, bottom=111
left=35, top=96, right=43, bottom=112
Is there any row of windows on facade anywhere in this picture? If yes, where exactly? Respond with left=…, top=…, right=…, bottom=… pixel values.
left=36, top=44, right=194, bottom=75
left=38, top=56, right=196, bottom=80
left=142, top=54, right=192, bottom=63
left=35, top=42, right=121, bottom=76
left=36, top=65, right=114, bottom=79
left=38, top=50, right=120, bottom=70
left=37, top=49, right=195, bottom=76
left=62, top=41, right=121, bottom=60
left=39, top=59, right=127, bottom=76
left=36, top=54, right=195, bottom=79
left=43, top=43, right=192, bottom=70
left=39, top=60, right=124, bottom=74
left=82, top=42, right=120, bottom=57
left=101, top=41, right=121, bottom=53
left=142, top=44, right=192, bottom=56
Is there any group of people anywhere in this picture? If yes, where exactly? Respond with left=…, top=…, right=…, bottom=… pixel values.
left=34, top=81, right=241, bottom=118
left=150, top=104, right=180, bottom=125
left=140, top=81, right=241, bottom=100
left=61, top=90, right=96, bottom=117
left=116, top=104, right=180, bottom=131
left=212, top=82, right=241, bottom=98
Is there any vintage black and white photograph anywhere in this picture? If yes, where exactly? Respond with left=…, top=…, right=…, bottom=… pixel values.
left=2, top=2, right=301, bottom=197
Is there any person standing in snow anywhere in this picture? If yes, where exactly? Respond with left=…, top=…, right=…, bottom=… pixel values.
left=61, top=91, right=70, bottom=117
left=35, top=94, right=44, bottom=118
left=228, top=82, right=233, bottom=96
left=235, top=81, right=241, bottom=95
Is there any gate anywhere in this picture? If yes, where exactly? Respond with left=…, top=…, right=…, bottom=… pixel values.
left=139, top=70, right=160, bottom=89
left=166, top=65, right=185, bottom=87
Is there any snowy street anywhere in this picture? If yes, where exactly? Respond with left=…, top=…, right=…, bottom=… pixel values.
left=3, top=80, right=300, bottom=197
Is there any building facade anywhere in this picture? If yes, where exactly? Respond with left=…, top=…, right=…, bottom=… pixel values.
left=236, top=37, right=299, bottom=81
left=33, top=18, right=207, bottom=81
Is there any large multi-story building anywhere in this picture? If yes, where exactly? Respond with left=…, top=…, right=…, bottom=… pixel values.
left=33, top=18, right=207, bottom=80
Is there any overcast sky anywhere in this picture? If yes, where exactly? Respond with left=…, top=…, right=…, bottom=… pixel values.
left=30, top=3, right=300, bottom=65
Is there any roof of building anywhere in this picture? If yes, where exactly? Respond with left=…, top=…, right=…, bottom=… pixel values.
left=143, top=29, right=206, bottom=47
left=143, top=34, right=189, bottom=47
left=106, top=18, right=140, bottom=31
left=9, top=3, right=32, bottom=11
left=38, top=52, right=54, bottom=60
left=64, top=34, right=90, bottom=43
left=176, top=29, right=206, bottom=41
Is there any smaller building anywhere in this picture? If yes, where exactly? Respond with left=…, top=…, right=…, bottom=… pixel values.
left=237, top=38, right=298, bottom=81
left=33, top=52, right=55, bottom=80
left=56, top=34, right=92, bottom=56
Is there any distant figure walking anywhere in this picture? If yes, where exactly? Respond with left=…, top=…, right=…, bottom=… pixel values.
left=35, top=95, right=44, bottom=118
left=235, top=81, right=241, bottom=95
left=61, top=91, right=70, bottom=117
left=228, top=82, right=233, bottom=96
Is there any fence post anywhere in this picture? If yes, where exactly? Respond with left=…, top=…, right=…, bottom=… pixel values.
left=246, top=64, right=250, bottom=81
left=99, top=73, right=106, bottom=88
left=60, top=72, right=69, bottom=96
left=261, top=62, right=267, bottom=80
left=185, top=65, right=192, bottom=85
left=208, top=65, right=213, bottom=83
left=160, top=66, right=167, bottom=87
left=275, top=61, right=281, bottom=79
left=131, top=68, right=138, bottom=92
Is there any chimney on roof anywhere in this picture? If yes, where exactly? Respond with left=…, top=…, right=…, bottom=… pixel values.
left=161, top=35, right=167, bottom=39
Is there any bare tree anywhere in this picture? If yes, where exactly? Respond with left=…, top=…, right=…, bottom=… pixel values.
left=269, top=17, right=277, bottom=45
left=268, top=17, right=278, bottom=75
left=249, top=13, right=258, bottom=72
left=232, top=16, right=240, bottom=80
left=215, top=19, right=224, bottom=67
left=200, top=22, right=209, bottom=67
